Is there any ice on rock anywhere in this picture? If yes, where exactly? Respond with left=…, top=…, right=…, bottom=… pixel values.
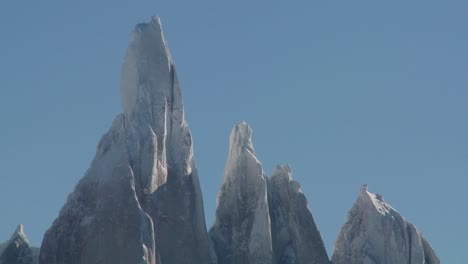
left=210, top=121, right=273, bottom=264
left=23, top=15, right=442, bottom=264
left=0, top=225, right=38, bottom=264
left=210, top=122, right=329, bottom=264
left=40, top=17, right=212, bottom=264
left=332, top=185, right=440, bottom=264
left=121, top=16, right=192, bottom=196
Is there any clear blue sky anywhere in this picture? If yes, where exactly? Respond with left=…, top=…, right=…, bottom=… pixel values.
left=0, top=1, right=466, bottom=263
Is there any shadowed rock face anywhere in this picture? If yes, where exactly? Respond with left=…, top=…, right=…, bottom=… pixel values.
left=0, top=225, right=38, bottom=264
left=332, top=185, right=440, bottom=264
left=268, top=166, right=329, bottom=264
left=39, top=116, right=156, bottom=264
left=210, top=122, right=329, bottom=264
left=39, top=17, right=212, bottom=264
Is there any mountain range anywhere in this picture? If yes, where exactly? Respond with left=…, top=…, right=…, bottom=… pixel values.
left=0, top=17, right=439, bottom=264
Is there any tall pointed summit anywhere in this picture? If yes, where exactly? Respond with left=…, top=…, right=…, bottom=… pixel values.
left=0, top=225, right=38, bottom=264
left=39, top=17, right=212, bottom=264
left=210, top=121, right=273, bottom=264
left=268, top=165, right=329, bottom=264
left=210, top=122, right=329, bottom=264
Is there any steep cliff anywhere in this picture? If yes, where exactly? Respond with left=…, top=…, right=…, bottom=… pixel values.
left=210, top=122, right=329, bottom=264
left=39, top=17, right=212, bottom=264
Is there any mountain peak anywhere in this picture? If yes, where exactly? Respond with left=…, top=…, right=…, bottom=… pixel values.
left=271, top=164, right=292, bottom=179
left=358, top=185, right=398, bottom=217
left=10, top=225, right=28, bottom=244
left=120, top=15, right=176, bottom=120
left=270, top=164, right=295, bottom=190
left=40, top=17, right=212, bottom=264
left=229, top=121, right=255, bottom=155
left=332, top=185, right=440, bottom=264
left=0, top=225, right=37, bottom=264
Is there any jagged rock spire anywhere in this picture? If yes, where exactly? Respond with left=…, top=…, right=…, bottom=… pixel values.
left=0, top=225, right=38, bottom=264
left=40, top=17, right=212, bottom=264
left=210, top=121, right=273, bottom=264
left=210, top=122, right=329, bottom=264
left=268, top=165, right=329, bottom=264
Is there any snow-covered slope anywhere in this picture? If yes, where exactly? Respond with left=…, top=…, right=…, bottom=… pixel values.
left=210, top=122, right=329, bottom=264
left=332, top=185, right=440, bottom=264
left=0, top=225, right=38, bottom=264
left=40, top=17, right=212, bottom=264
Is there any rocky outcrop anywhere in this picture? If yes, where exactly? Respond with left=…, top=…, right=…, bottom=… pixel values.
left=331, top=185, right=440, bottom=264
left=39, top=17, right=212, bottom=264
left=210, top=122, right=329, bottom=264
left=0, top=225, right=38, bottom=264
left=268, top=165, right=329, bottom=264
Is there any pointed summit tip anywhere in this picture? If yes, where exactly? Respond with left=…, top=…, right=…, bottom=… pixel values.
left=121, top=16, right=175, bottom=118
left=229, top=121, right=255, bottom=154
left=360, top=184, right=368, bottom=193
left=14, top=224, right=24, bottom=235
left=134, top=16, right=163, bottom=33
left=9, top=224, right=29, bottom=244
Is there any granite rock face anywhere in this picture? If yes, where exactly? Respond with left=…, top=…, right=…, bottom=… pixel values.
left=0, top=225, right=38, bottom=264
left=268, top=165, right=329, bottom=264
left=210, top=122, right=329, bottom=264
left=210, top=122, right=273, bottom=264
left=39, top=17, right=212, bottom=264
left=332, top=185, right=440, bottom=264
left=24, top=16, right=442, bottom=264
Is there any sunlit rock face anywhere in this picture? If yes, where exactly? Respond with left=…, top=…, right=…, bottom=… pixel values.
left=210, top=122, right=273, bottom=264
left=39, top=17, right=212, bottom=264
left=332, top=185, right=440, bottom=264
left=210, top=122, right=329, bottom=264
left=0, top=225, right=38, bottom=264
